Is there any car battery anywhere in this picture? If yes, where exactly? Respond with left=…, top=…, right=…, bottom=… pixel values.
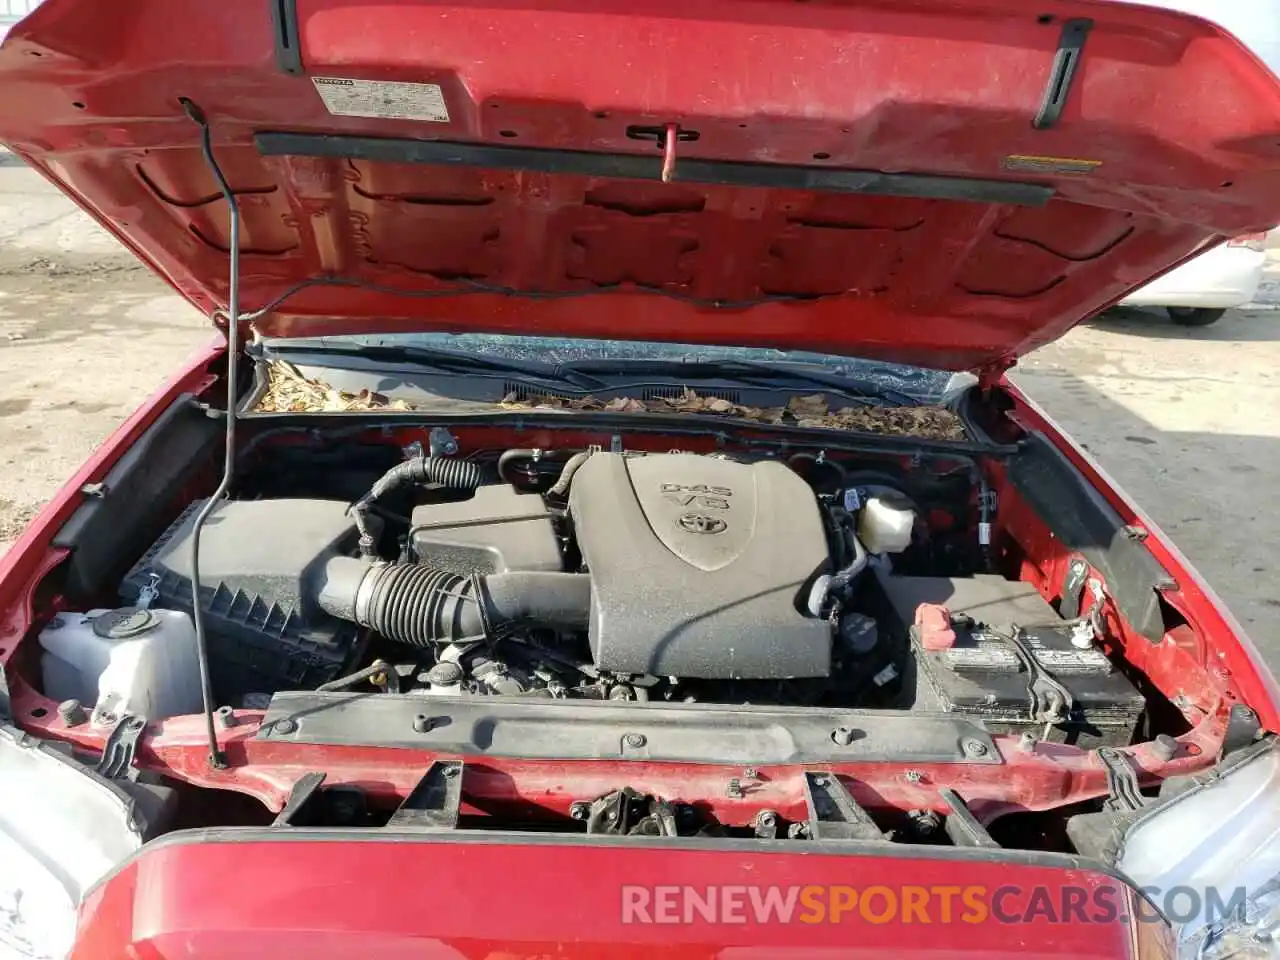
left=870, top=570, right=1145, bottom=747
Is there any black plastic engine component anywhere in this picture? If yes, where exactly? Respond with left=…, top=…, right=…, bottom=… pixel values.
left=410, top=484, right=562, bottom=575
left=870, top=569, right=1145, bottom=747
left=352, top=454, right=491, bottom=556
left=316, top=557, right=591, bottom=647
left=121, top=498, right=363, bottom=694
left=53, top=394, right=223, bottom=598
left=568, top=452, right=832, bottom=679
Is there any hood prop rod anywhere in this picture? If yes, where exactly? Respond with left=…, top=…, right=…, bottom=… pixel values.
left=179, top=97, right=240, bottom=770
left=660, top=123, right=679, bottom=183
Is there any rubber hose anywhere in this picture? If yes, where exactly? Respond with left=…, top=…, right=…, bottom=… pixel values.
left=353, top=455, right=490, bottom=559
left=351, top=506, right=380, bottom=560
left=548, top=451, right=593, bottom=498
left=315, top=659, right=401, bottom=693
left=368, top=455, right=488, bottom=500
left=497, top=448, right=539, bottom=485
left=317, top=557, right=591, bottom=647
left=829, top=530, right=869, bottom=593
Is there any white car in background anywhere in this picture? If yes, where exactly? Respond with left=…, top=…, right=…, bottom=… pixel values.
left=1119, top=232, right=1268, bottom=325
left=1, top=1, right=42, bottom=43
left=1114, top=0, right=1275, bottom=327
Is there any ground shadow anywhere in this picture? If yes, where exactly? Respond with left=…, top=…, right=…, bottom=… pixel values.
left=1088, top=305, right=1280, bottom=343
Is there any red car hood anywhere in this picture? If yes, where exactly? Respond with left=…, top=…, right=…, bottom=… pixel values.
left=75, top=833, right=1161, bottom=958
left=2, top=0, right=1280, bottom=369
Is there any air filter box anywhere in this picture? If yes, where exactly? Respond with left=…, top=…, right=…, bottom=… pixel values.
left=409, top=484, right=561, bottom=575
left=121, top=498, right=363, bottom=697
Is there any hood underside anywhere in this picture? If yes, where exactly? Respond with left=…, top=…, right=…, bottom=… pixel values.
left=3, top=0, right=1280, bottom=369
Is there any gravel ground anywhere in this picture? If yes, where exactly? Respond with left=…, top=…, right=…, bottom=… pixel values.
left=1, top=155, right=1278, bottom=668
left=1013, top=302, right=1280, bottom=661
left=0, top=157, right=211, bottom=543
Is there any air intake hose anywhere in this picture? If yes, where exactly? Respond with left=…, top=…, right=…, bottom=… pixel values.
left=352, top=455, right=491, bottom=558
left=367, top=455, right=489, bottom=500
left=316, top=556, right=592, bottom=646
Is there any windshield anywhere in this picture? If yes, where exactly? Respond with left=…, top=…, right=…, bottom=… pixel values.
left=277, top=332, right=956, bottom=403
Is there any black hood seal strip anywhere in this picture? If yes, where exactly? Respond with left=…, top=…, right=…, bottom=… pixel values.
left=255, top=131, right=1055, bottom=207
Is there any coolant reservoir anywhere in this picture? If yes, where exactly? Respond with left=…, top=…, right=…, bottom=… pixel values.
left=39, top=607, right=203, bottom=723
left=857, top=496, right=916, bottom=554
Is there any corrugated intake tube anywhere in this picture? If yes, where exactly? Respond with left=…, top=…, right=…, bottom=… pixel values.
left=368, top=455, right=489, bottom=499
left=316, top=556, right=592, bottom=646
left=352, top=455, right=491, bottom=557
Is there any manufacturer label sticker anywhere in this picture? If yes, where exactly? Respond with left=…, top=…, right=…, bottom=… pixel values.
left=1002, top=154, right=1101, bottom=175
left=311, top=77, right=450, bottom=122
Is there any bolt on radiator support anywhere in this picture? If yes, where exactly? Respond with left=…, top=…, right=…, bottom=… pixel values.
left=178, top=96, right=241, bottom=770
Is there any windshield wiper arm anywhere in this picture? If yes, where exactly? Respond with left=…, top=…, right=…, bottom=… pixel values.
left=259, top=341, right=612, bottom=392
left=561, top=358, right=921, bottom=406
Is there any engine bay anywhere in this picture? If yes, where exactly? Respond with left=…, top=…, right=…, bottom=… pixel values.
left=13, top=400, right=1254, bottom=860
left=100, top=431, right=1146, bottom=748
left=10, top=0, right=1280, bottom=937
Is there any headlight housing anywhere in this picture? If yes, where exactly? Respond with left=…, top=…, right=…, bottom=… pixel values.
left=1117, top=743, right=1280, bottom=959
left=0, top=725, right=143, bottom=960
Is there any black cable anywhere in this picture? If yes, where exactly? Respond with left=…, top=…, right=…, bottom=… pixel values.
left=315, top=659, right=401, bottom=694
left=497, top=448, right=540, bottom=485
left=350, top=455, right=490, bottom=558
left=980, top=624, right=1074, bottom=723
left=179, top=98, right=236, bottom=770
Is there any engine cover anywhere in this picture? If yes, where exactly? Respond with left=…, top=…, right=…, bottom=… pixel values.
left=568, top=453, right=831, bottom=679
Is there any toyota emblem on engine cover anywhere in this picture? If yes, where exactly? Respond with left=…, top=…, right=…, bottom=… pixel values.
left=679, top=512, right=727, bottom=534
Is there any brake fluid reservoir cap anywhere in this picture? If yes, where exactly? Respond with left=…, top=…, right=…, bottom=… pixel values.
left=92, top=607, right=160, bottom=640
